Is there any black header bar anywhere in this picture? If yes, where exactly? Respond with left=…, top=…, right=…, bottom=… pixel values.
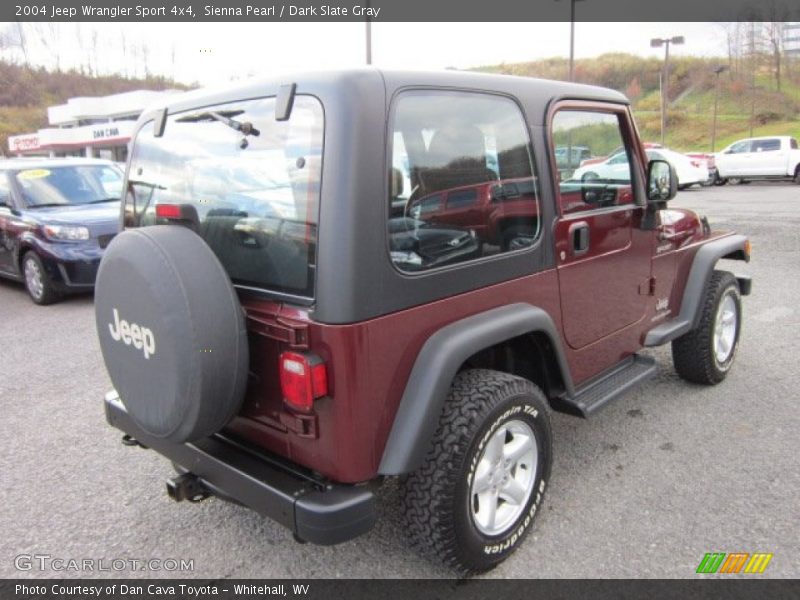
left=5, top=0, right=800, bottom=23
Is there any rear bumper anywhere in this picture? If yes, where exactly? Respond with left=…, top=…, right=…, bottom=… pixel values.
left=104, top=391, right=377, bottom=545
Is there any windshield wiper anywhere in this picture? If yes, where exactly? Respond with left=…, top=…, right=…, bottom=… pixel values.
left=88, top=197, right=120, bottom=204
left=127, top=180, right=166, bottom=190
left=176, top=110, right=260, bottom=137
left=27, top=203, right=69, bottom=209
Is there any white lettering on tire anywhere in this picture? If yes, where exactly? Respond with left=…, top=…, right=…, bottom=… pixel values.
left=108, top=308, right=156, bottom=359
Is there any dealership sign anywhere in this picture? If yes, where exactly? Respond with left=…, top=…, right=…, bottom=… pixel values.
left=9, top=134, right=41, bottom=153
left=9, top=121, right=135, bottom=154
left=92, top=126, right=121, bottom=140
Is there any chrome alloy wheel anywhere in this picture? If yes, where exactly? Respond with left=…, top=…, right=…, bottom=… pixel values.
left=24, top=256, right=44, bottom=300
left=469, top=419, right=538, bottom=536
left=713, top=292, right=738, bottom=365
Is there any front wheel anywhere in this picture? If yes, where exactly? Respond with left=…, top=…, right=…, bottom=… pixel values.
left=23, top=251, right=60, bottom=305
left=672, top=271, right=741, bottom=384
left=401, top=369, right=552, bottom=574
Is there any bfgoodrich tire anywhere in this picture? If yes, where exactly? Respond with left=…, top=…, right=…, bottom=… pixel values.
left=672, top=270, right=742, bottom=385
left=401, top=369, right=552, bottom=574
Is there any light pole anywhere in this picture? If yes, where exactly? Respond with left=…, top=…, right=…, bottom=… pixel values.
left=651, top=35, right=684, bottom=146
left=711, top=65, right=727, bottom=152
left=365, top=0, right=372, bottom=65
left=556, top=0, right=586, bottom=81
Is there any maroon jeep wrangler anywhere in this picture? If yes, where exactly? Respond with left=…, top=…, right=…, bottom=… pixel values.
left=95, top=69, right=751, bottom=574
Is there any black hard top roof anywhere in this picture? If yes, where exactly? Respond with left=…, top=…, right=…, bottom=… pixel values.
left=153, top=67, right=629, bottom=119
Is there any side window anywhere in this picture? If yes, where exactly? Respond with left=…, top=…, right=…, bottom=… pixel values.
left=752, top=138, right=780, bottom=152
left=791, top=138, right=798, bottom=150
left=553, top=110, right=635, bottom=215
left=388, top=91, right=540, bottom=272
left=0, top=172, right=10, bottom=205
left=729, top=140, right=751, bottom=154
left=447, top=189, right=478, bottom=209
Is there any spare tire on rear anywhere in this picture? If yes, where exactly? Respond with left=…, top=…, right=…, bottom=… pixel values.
left=95, top=225, right=249, bottom=443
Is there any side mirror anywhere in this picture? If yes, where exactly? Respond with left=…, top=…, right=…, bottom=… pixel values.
left=646, top=159, right=677, bottom=204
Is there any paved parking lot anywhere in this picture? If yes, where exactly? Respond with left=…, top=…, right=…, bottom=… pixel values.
left=1, top=182, right=798, bottom=579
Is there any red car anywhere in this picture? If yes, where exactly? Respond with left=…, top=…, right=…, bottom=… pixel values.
left=406, top=176, right=539, bottom=251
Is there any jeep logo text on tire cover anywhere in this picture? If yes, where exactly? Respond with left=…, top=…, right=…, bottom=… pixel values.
left=108, top=308, right=156, bottom=359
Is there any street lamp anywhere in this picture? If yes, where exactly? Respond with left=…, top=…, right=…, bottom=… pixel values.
left=365, top=0, right=372, bottom=65
left=651, top=35, right=685, bottom=146
left=556, top=0, right=586, bottom=81
left=710, top=65, right=728, bottom=152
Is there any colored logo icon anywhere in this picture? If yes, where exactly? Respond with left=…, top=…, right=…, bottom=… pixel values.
left=696, top=552, right=773, bottom=574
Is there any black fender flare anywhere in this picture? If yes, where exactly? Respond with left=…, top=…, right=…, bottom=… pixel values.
left=377, top=303, right=572, bottom=476
left=645, top=233, right=750, bottom=346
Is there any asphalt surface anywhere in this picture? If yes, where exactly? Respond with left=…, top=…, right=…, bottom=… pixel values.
left=1, top=182, right=798, bottom=579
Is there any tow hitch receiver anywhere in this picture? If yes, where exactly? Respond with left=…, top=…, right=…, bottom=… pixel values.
left=166, top=472, right=210, bottom=503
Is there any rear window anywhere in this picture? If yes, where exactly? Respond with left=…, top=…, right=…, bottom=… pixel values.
left=124, top=96, right=324, bottom=298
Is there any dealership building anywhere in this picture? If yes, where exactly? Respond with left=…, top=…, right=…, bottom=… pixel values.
left=7, top=89, right=181, bottom=161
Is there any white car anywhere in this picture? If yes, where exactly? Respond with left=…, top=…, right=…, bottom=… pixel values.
left=646, top=148, right=708, bottom=189
left=571, top=148, right=707, bottom=189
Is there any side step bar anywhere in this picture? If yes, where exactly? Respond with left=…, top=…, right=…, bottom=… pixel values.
left=554, top=354, right=657, bottom=417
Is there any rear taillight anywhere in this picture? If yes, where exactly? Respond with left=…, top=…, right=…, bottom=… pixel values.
left=155, top=203, right=198, bottom=221
left=279, top=351, right=328, bottom=412
left=156, top=203, right=183, bottom=218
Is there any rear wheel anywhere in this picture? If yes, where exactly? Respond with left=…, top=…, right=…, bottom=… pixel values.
left=401, top=369, right=552, bottom=574
left=672, top=271, right=741, bottom=385
left=22, top=251, right=60, bottom=305
left=793, top=166, right=800, bottom=184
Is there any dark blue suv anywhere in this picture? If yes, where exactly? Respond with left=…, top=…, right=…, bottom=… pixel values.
left=0, top=158, right=123, bottom=304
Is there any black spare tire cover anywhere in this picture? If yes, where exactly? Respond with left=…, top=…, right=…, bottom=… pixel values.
left=95, top=225, right=249, bottom=443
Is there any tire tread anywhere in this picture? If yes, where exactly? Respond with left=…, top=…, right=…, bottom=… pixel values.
left=400, top=369, right=550, bottom=574
left=672, top=270, right=739, bottom=384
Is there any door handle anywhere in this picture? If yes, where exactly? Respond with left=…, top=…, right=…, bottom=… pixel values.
left=569, top=221, right=590, bottom=255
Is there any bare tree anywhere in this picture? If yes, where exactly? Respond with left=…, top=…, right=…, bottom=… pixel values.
left=141, top=41, right=150, bottom=79
left=720, top=22, right=747, bottom=76
left=121, top=28, right=129, bottom=78
left=15, top=23, right=29, bottom=65
left=760, top=1, right=791, bottom=91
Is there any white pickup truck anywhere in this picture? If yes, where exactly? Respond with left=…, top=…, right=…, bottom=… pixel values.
left=715, top=135, right=800, bottom=185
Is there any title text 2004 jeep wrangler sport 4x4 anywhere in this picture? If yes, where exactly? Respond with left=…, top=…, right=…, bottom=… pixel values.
left=95, top=69, right=751, bottom=573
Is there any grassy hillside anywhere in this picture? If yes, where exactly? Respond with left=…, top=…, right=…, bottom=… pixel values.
left=0, top=61, right=190, bottom=156
left=477, top=53, right=800, bottom=152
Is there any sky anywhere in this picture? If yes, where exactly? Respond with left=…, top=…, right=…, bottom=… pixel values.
left=14, top=22, right=731, bottom=86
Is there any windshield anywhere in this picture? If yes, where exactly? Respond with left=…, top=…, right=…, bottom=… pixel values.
left=14, top=165, right=122, bottom=207
left=125, top=95, right=324, bottom=298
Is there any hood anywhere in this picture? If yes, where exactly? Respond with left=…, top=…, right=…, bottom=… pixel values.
left=25, top=202, right=121, bottom=225
left=25, top=202, right=121, bottom=238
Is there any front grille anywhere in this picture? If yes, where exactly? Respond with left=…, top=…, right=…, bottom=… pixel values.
left=98, top=233, right=116, bottom=249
